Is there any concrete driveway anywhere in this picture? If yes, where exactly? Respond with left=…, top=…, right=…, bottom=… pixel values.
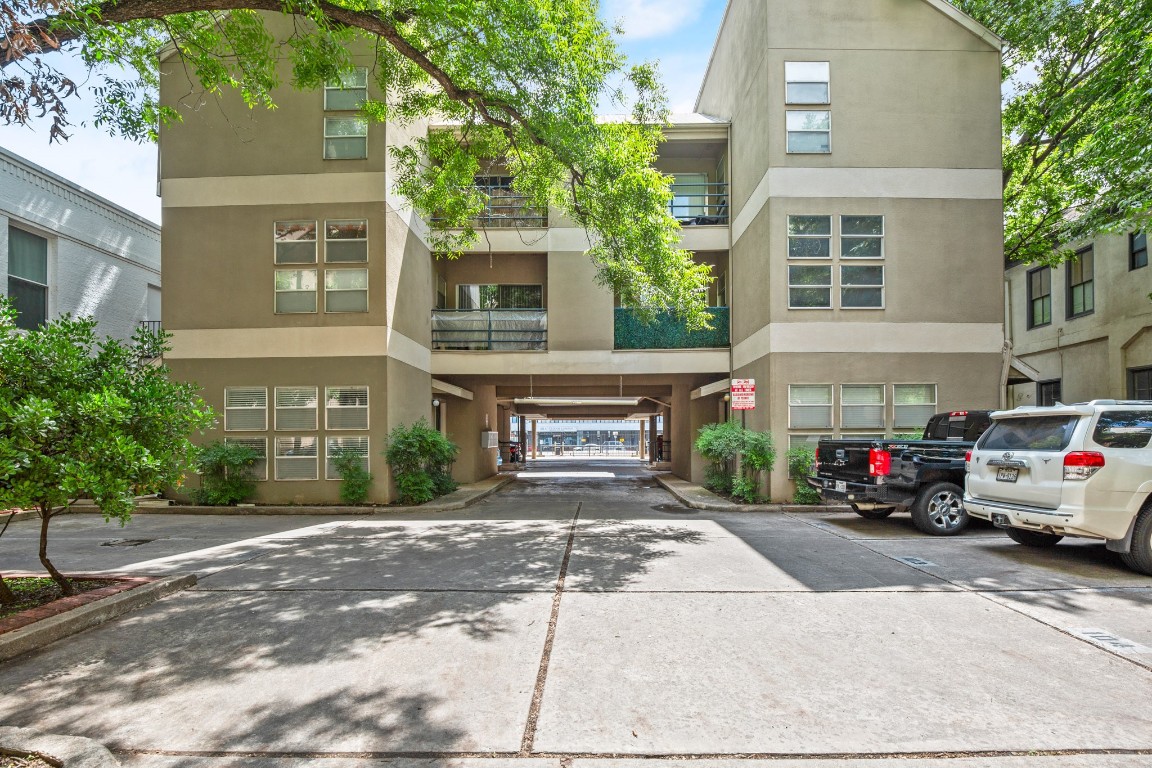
left=1, top=460, right=1151, bottom=767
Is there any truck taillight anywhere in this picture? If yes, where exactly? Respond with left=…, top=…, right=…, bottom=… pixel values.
left=868, top=448, right=891, bottom=477
left=965, top=450, right=972, bottom=471
left=1063, top=451, right=1105, bottom=480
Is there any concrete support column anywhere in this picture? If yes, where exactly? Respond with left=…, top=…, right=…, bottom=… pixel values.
left=530, top=419, right=538, bottom=459
left=671, top=383, right=692, bottom=479
left=649, top=415, right=658, bottom=464
left=498, top=406, right=511, bottom=463
left=638, top=419, right=646, bottom=459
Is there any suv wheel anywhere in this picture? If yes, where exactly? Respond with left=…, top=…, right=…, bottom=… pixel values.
left=910, top=482, right=969, bottom=536
left=1005, top=527, right=1063, bottom=548
left=850, top=504, right=895, bottom=520
left=1119, top=502, right=1152, bottom=576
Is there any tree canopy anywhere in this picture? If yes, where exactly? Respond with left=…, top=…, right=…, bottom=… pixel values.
left=0, top=0, right=712, bottom=325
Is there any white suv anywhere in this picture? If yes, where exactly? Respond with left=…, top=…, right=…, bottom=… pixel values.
left=964, top=401, right=1152, bottom=575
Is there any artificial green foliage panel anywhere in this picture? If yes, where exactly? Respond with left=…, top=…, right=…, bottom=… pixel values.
left=614, top=307, right=729, bottom=350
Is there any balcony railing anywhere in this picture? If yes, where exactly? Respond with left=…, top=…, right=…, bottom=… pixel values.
left=614, top=306, right=729, bottom=350
left=432, top=309, right=547, bottom=351
left=669, top=181, right=728, bottom=226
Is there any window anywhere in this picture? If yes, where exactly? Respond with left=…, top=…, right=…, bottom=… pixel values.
left=789, top=385, right=833, bottom=429
left=786, top=111, right=831, bottom=153
left=326, top=436, right=370, bottom=479
left=457, top=284, right=544, bottom=309
left=1037, top=379, right=1062, bottom=407
left=788, top=265, right=831, bottom=309
left=275, top=436, right=318, bottom=480
left=436, top=273, right=448, bottom=309
left=7, top=227, right=48, bottom=331
left=1131, top=232, right=1148, bottom=270
left=894, top=384, right=937, bottom=429
left=785, top=61, right=829, bottom=104
left=1027, top=267, right=1051, bottom=328
left=788, top=433, right=828, bottom=451
left=669, top=173, right=709, bottom=219
left=840, top=216, right=883, bottom=258
left=1129, top=367, right=1152, bottom=400
left=980, top=416, right=1078, bottom=453
left=224, top=387, right=267, bottom=431
left=326, top=386, right=369, bottom=430
left=324, top=117, right=368, bottom=160
left=787, top=215, right=831, bottom=258
left=224, top=437, right=268, bottom=481
left=841, top=384, right=885, bottom=429
left=325, top=220, right=368, bottom=262
left=274, top=221, right=317, bottom=264
left=1067, top=247, right=1094, bottom=318
left=325, top=269, right=368, bottom=312
left=840, top=265, right=884, bottom=308
left=1093, top=411, right=1152, bottom=449
left=275, top=269, right=318, bottom=313
left=275, top=387, right=318, bottom=430
left=324, top=68, right=367, bottom=110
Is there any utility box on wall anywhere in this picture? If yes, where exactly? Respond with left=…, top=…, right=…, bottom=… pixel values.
left=480, top=431, right=499, bottom=449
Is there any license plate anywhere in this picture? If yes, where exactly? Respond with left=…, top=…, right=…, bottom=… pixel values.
left=835, top=480, right=847, bottom=492
left=996, top=467, right=1019, bottom=483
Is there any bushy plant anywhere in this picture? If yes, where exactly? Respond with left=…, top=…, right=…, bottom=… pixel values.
left=384, top=419, right=459, bottom=505
left=332, top=449, right=374, bottom=505
left=694, top=420, right=776, bottom=503
left=194, top=441, right=259, bottom=506
left=786, top=445, right=821, bottom=505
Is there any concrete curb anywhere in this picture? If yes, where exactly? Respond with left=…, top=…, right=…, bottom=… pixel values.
left=414, top=473, right=515, bottom=511
left=0, top=726, right=119, bottom=768
left=0, top=574, right=196, bottom=663
left=653, top=474, right=850, bottom=514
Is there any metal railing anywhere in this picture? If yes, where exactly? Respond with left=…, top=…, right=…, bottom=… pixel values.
left=432, top=309, right=547, bottom=351
left=138, top=320, right=162, bottom=334
left=614, top=306, right=730, bottom=350
left=669, top=181, right=728, bottom=225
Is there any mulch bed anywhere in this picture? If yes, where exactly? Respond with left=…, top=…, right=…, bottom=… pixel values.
left=0, top=576, right=157, bottom=634
left=1, top=753, right=56, bottom=768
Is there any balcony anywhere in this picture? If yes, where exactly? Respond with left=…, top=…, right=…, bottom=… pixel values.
left=432, top=309, right=547, bottom=351
left=669, top=181, right=728, bottom=226
left=614, top=307, right=730, bottom=350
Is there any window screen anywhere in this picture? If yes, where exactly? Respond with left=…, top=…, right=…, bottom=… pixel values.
left=224, top=387, right=267, bottom=431
left=326, top=386, right=369, bottom=429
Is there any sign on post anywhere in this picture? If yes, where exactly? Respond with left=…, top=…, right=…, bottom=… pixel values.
left=731, top=378, right=756, bottom=411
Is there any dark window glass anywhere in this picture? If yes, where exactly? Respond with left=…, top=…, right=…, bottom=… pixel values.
left=1067, top=247, right=1094, bottom=317
left=1037, top=380, right=1061, bottom=407
left=1027, top=267, right=1051, bottom=328
left=979, top=416, right=1078, bottom=452
left=7, top=227, right=48, bottom=330
left=1093, top=411, right=1152, bottom=449
left=1131, top=232, right=1148, bottom=270
left=1129, top=367, right=1152, bottom=400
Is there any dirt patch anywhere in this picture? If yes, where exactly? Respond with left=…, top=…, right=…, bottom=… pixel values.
left=0, top=753, right=57, bottom=768
left=0, top=578, right=112, bottom=622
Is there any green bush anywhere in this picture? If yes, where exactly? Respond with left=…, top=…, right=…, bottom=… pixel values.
left=384, top=419, right=460, bottom=505
left=194, top=441, right=259, bottom=505
left=785, top=445, right=821, bottom=505
left=694, top=420, right=776, bottom=503
left=332, top=448, right=374, bottom=504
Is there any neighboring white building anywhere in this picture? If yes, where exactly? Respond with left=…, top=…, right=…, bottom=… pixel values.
left=0, top=146, right=160, bottom=339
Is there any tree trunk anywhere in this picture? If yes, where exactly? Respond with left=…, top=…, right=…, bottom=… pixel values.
left=0, top=572, right=15, bottom=606
left=38, top=505, right=73, bottom=596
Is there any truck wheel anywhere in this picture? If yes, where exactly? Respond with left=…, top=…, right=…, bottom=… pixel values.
left=850, top=504, right=895, bottom=520
left=910, top=482, right=968, bottom=536
left=1119, top=502, right=1152, bottom=576
left=1005, top=527, right=1063, bottom=548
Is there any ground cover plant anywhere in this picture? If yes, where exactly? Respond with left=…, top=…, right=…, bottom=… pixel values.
left=694, top=420, right=776, bottom=504
left=331, top=447, right=374, bottom=504
left=0, top=577, right=109, bottom=620
left=193, top=440, right=259, bottom=505
left=785, top=445, right=821, bottom=505
left=384, top=419, right=459, bottom=505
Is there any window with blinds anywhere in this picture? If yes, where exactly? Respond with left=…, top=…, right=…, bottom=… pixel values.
left=326, top=386, right=369, bottom=429
left=326, top=436, right=370, bottom=480
left=224, top=437, right=268, bottom=481
left=842, top=384, right=885, bottom=429
left=789, top=385, right=833, bottom=429
left=274, top=221, right=317, bottom=264
left=275, top=436, right=318, bottom=480
left=894, top=384, right=937, bottom=429
left=325, top=219, right=368, bottom=262
left=224, top=387, right=267, bottom=431
left=275, top=387, right=318, bottom=430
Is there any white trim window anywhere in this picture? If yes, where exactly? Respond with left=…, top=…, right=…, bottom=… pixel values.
left=840, top=265, right=884, bottom=309
left=275, top=436, right=318, bottom=481
left=789, top=385, right=833, bottom=429
left=324, top=68, right=367, bottom=110
left=325, top=219, right=368, bottom=262
left=788, top=265, right=832, bottom=309
left=275, top=269, right=318, bottom=313
left=275, top=387, right=318, bottom=431
left=842, top=384, right=885, bottom=429
left=787, top=215, right=832, bottom=258
left=786, top=110, right=831, bottom=153
left=224, top=437, right=268, bottom=481
left=224, top=387, right=267, bottom=431
left=326, top=386, right=369, bottom=430
left=788, top=433, right=829, bottom=451
left=785, top=61, right=829, bottom=105
left=7, top=226, right=49, bottom=331
left=274, top=221, right=317, bottom=264
left=326, top=436, right=370, bottom=480
left=894, top=384, right=938, bottom=430
left=840, top=215, right=884, bottom=259
left=325, top=269, right=369, bottom=312
left=324, top=117, right=368, bottom=160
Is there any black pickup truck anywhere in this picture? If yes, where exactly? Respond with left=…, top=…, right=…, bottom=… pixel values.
left=806, top=411, right=993, bottom=535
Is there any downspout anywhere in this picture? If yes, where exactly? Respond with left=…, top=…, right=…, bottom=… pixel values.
left=999, top=279, right=1012, bottom=410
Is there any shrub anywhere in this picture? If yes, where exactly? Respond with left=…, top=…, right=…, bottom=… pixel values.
left=331, top=448, right=374, bottom=504
left=384, top=419, right=460, bottom=505
left=194, top=441, right=259, bottom=506
left=786, top=445, right=822, bottom=505
left=694, top=420, right=776, bottom=503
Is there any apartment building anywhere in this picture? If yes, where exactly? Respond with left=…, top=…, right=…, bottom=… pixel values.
left=1, top=147, right=161, bottom=340
left=158, top=0, right=1006, bottom=503
left=1006, top=232, right=1152, bottom=407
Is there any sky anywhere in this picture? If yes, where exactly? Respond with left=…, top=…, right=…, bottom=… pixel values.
left=0, top=1, right=730, bottom=226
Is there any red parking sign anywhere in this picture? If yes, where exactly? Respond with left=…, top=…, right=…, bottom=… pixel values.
left=731, top=378, right=756, bottom=410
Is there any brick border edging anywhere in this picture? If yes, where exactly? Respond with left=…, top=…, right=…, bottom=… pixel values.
left=0, top=726, right=120, bottom=768
left=0, top=574, right=196, bottom=663
left=0, top=575, right=158, bottom=635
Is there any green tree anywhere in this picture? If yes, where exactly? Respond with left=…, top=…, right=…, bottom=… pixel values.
left=694, top=420, right=776, bottom=504
left=193, top=440, right=260, bottom=505
left=0, top=0, right=712, bottom=326
left=384, top=419, right=459, bottom=505
left=957, top=0, right=1152, bottom=264
left=0, top=300, right=214, bottom=596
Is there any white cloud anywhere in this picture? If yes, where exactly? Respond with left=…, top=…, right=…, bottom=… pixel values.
left=603, top=0, right=707, bottom=40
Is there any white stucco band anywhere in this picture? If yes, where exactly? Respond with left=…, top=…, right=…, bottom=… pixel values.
left=432, top=349, right=731, bottom=376
left=732, top=167, right=1004, bottom=244
left=733, top=322, right=1005, bottom=369
left=166, top=326, right=431, bottom=372
left=162, top=173, right=388, bottom=207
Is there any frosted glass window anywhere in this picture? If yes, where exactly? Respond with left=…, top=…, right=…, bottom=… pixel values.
left=842, top=385, right=885, bottom=429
